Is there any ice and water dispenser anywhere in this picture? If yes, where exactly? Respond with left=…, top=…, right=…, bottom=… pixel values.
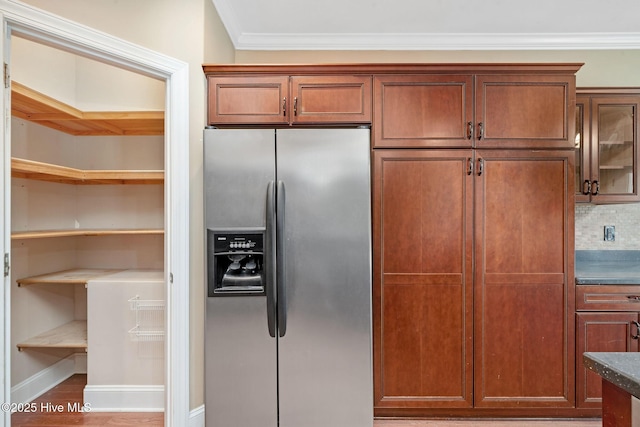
left=207, top=229, right=265, bottom=296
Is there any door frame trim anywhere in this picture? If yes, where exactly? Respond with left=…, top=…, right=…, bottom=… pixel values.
left=0, top=1, right=190, bottom=426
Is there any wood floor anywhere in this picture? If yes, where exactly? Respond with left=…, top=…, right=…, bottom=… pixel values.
left=11, top=374, right=163, bottom=426
left=11, top=375, right=601, bottom=426
left=375, top=421, right=601, bottom=426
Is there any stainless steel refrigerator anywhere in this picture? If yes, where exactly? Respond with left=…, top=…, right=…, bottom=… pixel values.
left=203, top=128, right=373, bottom=427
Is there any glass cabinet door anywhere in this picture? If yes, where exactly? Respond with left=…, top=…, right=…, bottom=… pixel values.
left=576, top=91, right=640, bottom=204
left=593, top=99, right=638, bottom=201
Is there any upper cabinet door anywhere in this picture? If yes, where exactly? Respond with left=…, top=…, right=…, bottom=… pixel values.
left=207, top=76, right=290, bottom=125
left=290, top=76, right=372, bottom=124
left=576, top=92, right=640, bottom=204
left=373, top=75, right=474, bottom=148
left=590, top=96, right=640, bottom=203
left=476, top=75, right=575, bottom=149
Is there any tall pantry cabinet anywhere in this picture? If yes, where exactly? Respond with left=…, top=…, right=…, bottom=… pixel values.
left=373, top=64, right=579, bottom=416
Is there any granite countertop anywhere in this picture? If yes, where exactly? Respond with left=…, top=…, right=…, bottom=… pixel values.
left=583, top=352, right=640, bottom=398
left=575, top=250, right=640, bottom=285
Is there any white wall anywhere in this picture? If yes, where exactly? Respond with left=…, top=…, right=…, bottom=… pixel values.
left=11, top=37, right=164, bottom=111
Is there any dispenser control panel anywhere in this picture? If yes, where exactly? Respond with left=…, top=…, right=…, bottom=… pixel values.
left=214, top=233, right=263, bottom=253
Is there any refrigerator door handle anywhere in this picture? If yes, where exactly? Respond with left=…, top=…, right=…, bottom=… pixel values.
left=265, top=181, right=277, bottom=338
left=276, top=180, right=287, bottom=337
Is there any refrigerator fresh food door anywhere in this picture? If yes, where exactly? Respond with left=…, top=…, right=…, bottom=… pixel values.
left=275, top=128, right=373, bottom=427
left=204, top=128, right=278, bottom=427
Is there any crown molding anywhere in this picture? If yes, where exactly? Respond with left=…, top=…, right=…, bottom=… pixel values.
left=234, top=32, right=640, bottom=51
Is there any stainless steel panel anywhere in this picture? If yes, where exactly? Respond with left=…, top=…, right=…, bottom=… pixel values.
left=276, top=128, right=373, bottom=427
left=204, top=129, right=277, bottom=427
left=205, top=297, right=277, bottom=427
left=204, top=128, right=276, bottom=229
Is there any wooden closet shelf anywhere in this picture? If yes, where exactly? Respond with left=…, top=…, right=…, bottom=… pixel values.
left=11, top=81, right=164, bottom=136
left=12, top=229, right=164, bottom=240
left=17, top=320, right=87, bottom=351
left=16, top=268, right=124, bottom=287
left=12, top=158, right=164, bottom=184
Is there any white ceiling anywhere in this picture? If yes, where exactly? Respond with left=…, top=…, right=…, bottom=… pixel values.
left=211, top=0, right=640, bottom=51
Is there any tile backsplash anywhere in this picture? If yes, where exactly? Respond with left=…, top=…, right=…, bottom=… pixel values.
left=576, top=203, right=640, bottom=250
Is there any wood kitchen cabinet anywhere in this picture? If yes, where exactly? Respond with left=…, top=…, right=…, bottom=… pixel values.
left=373, top=75, right=474, bottom=148
left=206, top=74, right=372, bottom=125
left=575, top=285, right=640, bottom=408
left=575, top=89, right=640, bottom=203
left=473, top=149, right=575, bottom=409
left=374, top=73, right=574, bottom=149
left=370, top=64, right=578, bottom=417
left=373, top=149, right=575, bottom=415
left=373, top=149, right=474, bottom=410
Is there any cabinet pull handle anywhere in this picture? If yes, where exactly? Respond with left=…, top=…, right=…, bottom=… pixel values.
left=632, top=321, right=640, bottom=340
left=467, top=122, right=473, bottom=140
left=591, top=180, right=599, bottom=195
left=467, top=158, right=473, bottom=175
left=478, top=122, right=484, bottom=140
left=293, top=97, right=298, bottom=116
left=477, top=158, right=484, bottom=176
left=627, top=296, right=640, bottom=301
left=282, top=97, right=287, bottom=116
left=582, top=180, right=591, bottom=195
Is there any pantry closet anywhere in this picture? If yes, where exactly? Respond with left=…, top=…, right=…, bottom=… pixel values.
left=0, top=3, right=191, bottom=425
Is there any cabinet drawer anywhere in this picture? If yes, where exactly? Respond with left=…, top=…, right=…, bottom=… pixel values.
left=290, top=76, right=371, bottom=124
left=576, top=285, right=640, bottom=311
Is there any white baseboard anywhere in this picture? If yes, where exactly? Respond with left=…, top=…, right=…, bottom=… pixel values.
left=189, top=404, right=205, bottom=427
left=11, top=353, right=86, bottom=404
left=83, top=384, right=164, bottom=412
left=11, top=355, right=163, bottom=413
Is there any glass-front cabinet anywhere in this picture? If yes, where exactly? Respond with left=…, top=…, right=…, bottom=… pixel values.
left=576, top=89, right=640, bottom=203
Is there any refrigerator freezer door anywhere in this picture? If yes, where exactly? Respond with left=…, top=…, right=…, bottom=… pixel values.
left=204, top=129, right=278, bottom=427
left=276, top=128, right=373, bottom=427
left=204, top=128, right=276, bottom=229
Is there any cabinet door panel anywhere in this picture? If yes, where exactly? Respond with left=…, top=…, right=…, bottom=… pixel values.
left=475, top=150, right=575, bottom=408
left=374, top=75, right=473, bottom=148
left=290, top=76, right=371, bottom=124
left=576, top=312, right=639, bottom=408
left=207, top=76, right=289, bottom=125
left=476, top=75, right=575, bottom=148
left=373, top=150, right=473, bottom=411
